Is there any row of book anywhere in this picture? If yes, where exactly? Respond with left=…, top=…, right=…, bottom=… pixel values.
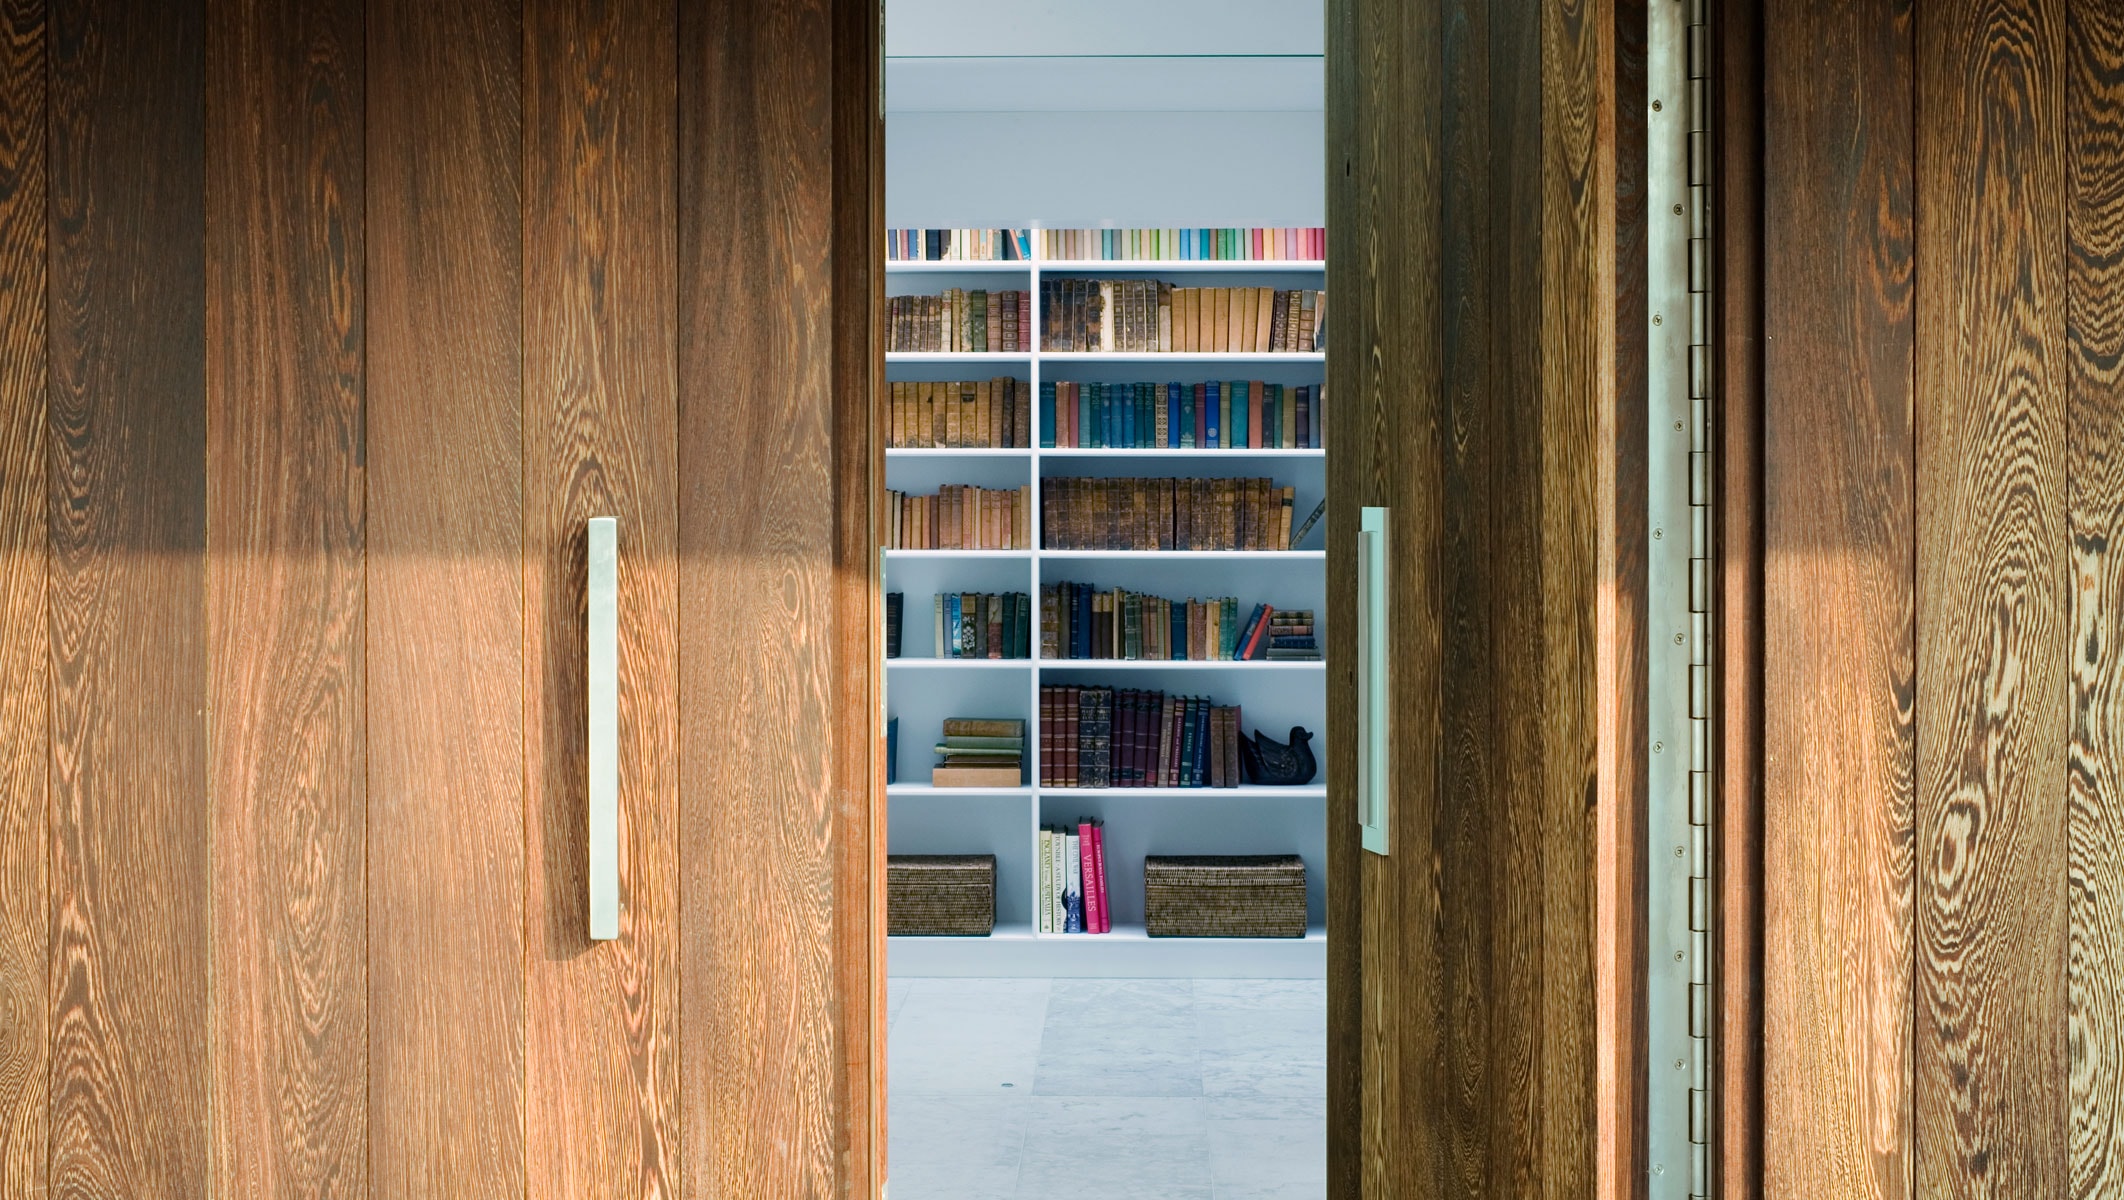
left=1041, top=477, right=1300, bottom=551
left=1039, top=820, right=1112, bottom=934
left=1042, top=686, right=1247, bottom=789
left=932, top=717, right=1027, bottom=788
left=1044, top=585, right=1317, bottom=662
left=1041, top=281, right=1324, bottom=355
left=1040, top=227, right=1325, bottom=263
left=886, top=484, right=1032, bottom=550
left=889, top=378, right=1032, bottom=448
left=932, top=592, right=1034, bottom=660
left=888, top=228, right=1032, bottom=262
left=1042, top=380, right=1322, bottom=451
left=888, top=290, right=1032, bottom=353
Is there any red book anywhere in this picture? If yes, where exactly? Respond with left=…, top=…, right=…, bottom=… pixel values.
left=1241, top=604, right=1276, bottom=660
left=1065, top=685, right=1081, bottom=786
left=1192, top=383, right=1209, bottom=448
left=1247, top=381, right=1263, bottom=450
left=1079, top=822, right=1102, bottom=933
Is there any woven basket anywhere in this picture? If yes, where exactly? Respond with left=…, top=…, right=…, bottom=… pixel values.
left=1143, top=854, right=1307, bottom=938
left=887, top=854, right=996, bottom=936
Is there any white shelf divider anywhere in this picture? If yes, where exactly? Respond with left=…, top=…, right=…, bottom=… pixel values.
left=886, top=229, right=1327, bottom=977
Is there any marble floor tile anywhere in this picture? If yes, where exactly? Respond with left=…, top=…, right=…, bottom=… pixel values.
left=1013, top=1096, right=1214, bottom=1200
left=892, top=978, right=1051, bottom=1094
left=1208, top=1117, right=1326, bottom=1200
left=888, top=977, right=914, bottom=1029
left=886, top=1091, right=1031, bottom=1200
left=1196, top=993, right=1326, bottom=1109
left=1034, top=979, right=1203, bottom=1097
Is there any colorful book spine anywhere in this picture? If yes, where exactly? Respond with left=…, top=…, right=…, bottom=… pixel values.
left=1079, top=824, right=1102, bottom=934
left=888, top=228, right=1032, bottom=262
left=1040, top=227, right=1324, bottom=263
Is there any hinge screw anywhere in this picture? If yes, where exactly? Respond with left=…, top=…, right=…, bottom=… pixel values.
left=1654, top=528, right=1664, bottom=539
left=1676, top=845, right=1686, bottom=857
left=1653, top=313, right=1664, bottom=326
left=1674, top=952, right=1684, bottom=962
left=1654, top=741, right=1664, bottom=753
left=1673, top=203, right=1684, bottom=215
left=1674, top=420, right=1685, bottom=432
left=1652, top=99, right=1663, bottom=112
left=1674, top=632, right=1685, bottom=644
left=1675, top=1058, right=1687, bottom=1070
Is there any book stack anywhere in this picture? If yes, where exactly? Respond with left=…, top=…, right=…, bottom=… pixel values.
left=1042, top=584, right=1292, bottom=662
left=1039, top=281, right=1324, bottom=354
left=1041, top=477, right=1296, bottom=551
left=889, top=378, right=1032, bottom=448
left=888, top=290, right=1031, bottom=353
left=1262, top=611, right=1322, bottom=661
left=933, top=717, right=1026, bottom=788
left=889, top=228, right=1032, bottom=262
left=1041, top=686, right=1248, bottom=789
left=1039, top=379, right=1321, bottom=450
left=887, top=484, right=1032, bottom=550
left=1038, top=820, right=1111, bottom=933
left=931, top=592, right=1034, bottom=659
left=1041, top=228, right=1325, bottom=263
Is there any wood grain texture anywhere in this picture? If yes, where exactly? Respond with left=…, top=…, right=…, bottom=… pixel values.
left=365, top=0, right=524, bottom=1194
left=46, top=0, right=209, bottom=1194
left=2070, top=6, right=2124, bottom=1194
left=1761, top=2, right=1917, bottom=1197
left=1537, top=0, right=1604, bottom=1193
left=204, top=0, right=367, bottom=1194
left=1598, top=1, right=1649, bottom=1194
left=1915, top=0, right=2070, bottom=1193
left=1714, top=0, right=1765, bottom=1194
left=523, top=0, right=679, bottom=1195
left=828, top=0, right=885, bottom=1192
left=678, top=0, right=844, bottom=1192
left=0, top=0, right=44, bottom=1193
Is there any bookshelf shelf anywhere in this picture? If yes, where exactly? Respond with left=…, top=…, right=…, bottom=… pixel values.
left=886, top=232, right=1326, bottom=977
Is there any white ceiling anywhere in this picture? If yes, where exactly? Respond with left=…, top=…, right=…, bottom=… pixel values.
left=887, top=56, right=1322, bottom=113
left=886, top=0, right=1325, bottom=59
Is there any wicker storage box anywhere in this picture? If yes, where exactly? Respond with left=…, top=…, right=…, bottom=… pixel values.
left=888, top=854, right=996, bottom=936
left=1143, top=854, right=1307, bottom=938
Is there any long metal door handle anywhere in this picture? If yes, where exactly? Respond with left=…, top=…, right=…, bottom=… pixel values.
left=1357, top=507, right=1390, bottom=855
left=588, top=516, right=619, bottom=939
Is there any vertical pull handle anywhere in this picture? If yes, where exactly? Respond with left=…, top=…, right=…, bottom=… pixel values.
left=587, top=516, right=619, bottom=939
left=1357, top=506, right=1390, bottom=855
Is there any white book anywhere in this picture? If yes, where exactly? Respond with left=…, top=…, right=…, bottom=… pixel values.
left=1050, top=827, right=1066, bottom=933
left=1037, top=828, right=1053, bottom=933
left=1064, top=829, right=1083, bottom=934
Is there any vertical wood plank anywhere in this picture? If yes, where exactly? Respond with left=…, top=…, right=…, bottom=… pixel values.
left=1915, top=0, right=2070, bottom=1193
left=828, top=0, right=885, bottom=1192
left=1598, top=0, right=1649, bottom=1194
left=1761, top=1, right=1916, bottom=1197
left=0, top=0, right=44, bottom=1193
left=678, top=0, right=842, bottom=1191
left=2069, top=5, right=2124, bottom=1194
left=46, top=0, right=208, bottom=1194
left=522, top=0, right=679, bottom=1195
left=1539, top=0, right=1606, bottom=1194
left=1714, top=0, right=1765, bottom=1194
left=204, top=0, right=367, bottom=1194
left=365, top=0, right=524, bottom=1194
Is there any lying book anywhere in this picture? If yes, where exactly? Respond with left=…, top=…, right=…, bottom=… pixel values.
left=932, top=765, right=1024, bottom=788
left=931, top=744, right=1024, bottom=758
left=942, top=717, right=1026, bottom=739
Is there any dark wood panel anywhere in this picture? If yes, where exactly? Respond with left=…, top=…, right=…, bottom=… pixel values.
left=1714, top=0, right=1765, bottom=1195
left=522, top=0, right=679, bottom=1195
left=364, top=0, right=524, bottom=1194
left=828, top=0, right=885, bottom=1192
left=1914, top=0, right=2070, bottom=1193
left=1760, top=1, right=1916, bottom=1197
left=2070, top=8, right=2124, bottom=1195
left=203, top=0, right=366, bottom=1193
left=46, top=0, right=208, bottom=1194
left=0, top=0, right=43, bottom=1192
left=1538, top=0, right=1604, bottom=1191
left=1599, top=1, right=1650, bottom=1194
left=678, top=0, right=844, bottom=1191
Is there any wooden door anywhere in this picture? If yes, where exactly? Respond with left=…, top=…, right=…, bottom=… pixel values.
left=1324, top=0, right=1610, bottom=1194
left=0, top=0, right=884, bottom=1196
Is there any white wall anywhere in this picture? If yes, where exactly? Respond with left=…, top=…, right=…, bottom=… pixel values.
left=886, top=0, right=1324, bottom=58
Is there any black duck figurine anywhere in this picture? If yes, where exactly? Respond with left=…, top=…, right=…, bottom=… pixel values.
left=1240, top=725, right=1317, bottom=786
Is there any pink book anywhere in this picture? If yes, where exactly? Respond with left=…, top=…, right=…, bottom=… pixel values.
left=1089, top=821, right=1111, bottom=932
left=1079, top=822, right=1103, bottom=933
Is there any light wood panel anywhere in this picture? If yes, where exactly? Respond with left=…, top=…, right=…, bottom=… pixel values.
left=1760, top=2, right=1916, bottom=1198
left=365, top=0, right=524, bottom=1194
left=2070, top=7, right=2124, bottom=1195
left=46, top=0, right=209, bottom=1195
left=523, top=0, right=679, bottom=1195
left=0, top=0, right=43, bottom=1193
left=1915, top=0, right=2070, bottom=1193
left=678, top=0, right=845, bottom=1191
left=204, top=0, right=367, bottom=1194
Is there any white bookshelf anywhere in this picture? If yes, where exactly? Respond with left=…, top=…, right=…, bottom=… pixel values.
left=885, top=235, right=1326, bottom=978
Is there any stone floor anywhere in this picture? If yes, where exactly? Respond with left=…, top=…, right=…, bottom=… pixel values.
left=885, top=977, right=1326, bottom=1200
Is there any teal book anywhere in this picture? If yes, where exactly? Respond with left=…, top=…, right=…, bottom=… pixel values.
left=1230, top=380, right=1249, bottom=449
left=1040, top=381, right=1057, bottom=447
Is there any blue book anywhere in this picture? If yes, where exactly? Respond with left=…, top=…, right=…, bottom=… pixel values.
left=1230, top=380, right=1249, bottom=449
left=1102, top=384, right=1117, bottom=448
left=1075, top=586, right=1092, bottom=660
left=946, top=594, right=962, bottom=658
left=1170, top=602, right=1187, bottom=662
left=887, top=717, right=898, bottom=784
left=1205, top=381, right=1221, bottom=449
left=1079, top=382, right=1093, bottom=447
left=1166, top=383, right=1182, bottom=449
left=1193, top=700, right=1210, bottom=786
left=1040, top=382, right=1057, bottom=448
